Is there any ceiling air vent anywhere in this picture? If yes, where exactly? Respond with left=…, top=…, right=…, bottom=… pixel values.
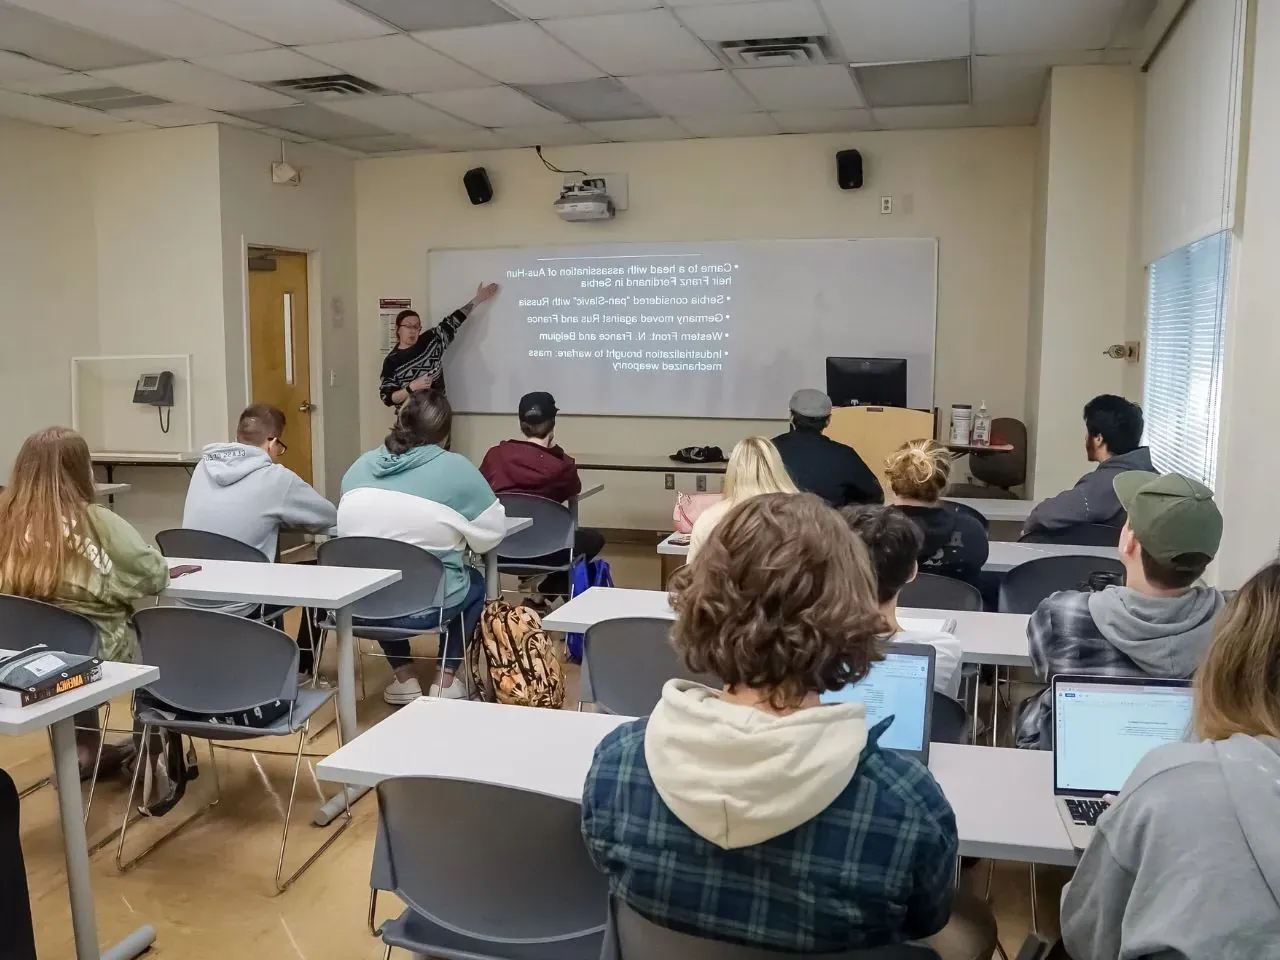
left=717, top=36, right=831, bottom=68
left=266, top=74, right=385, bottom=99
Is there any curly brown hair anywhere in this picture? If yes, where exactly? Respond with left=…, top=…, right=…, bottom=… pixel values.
left=668, top=492, right=887, bottom=709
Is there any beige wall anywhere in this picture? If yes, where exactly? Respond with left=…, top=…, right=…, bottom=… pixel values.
left=0, top=119, right=99, bottom=478
left=1025, top=66, right=1139, bottom=498
left=217, top=127, right=359, bottom=498
left=355, top=128, right=1036, bottom=529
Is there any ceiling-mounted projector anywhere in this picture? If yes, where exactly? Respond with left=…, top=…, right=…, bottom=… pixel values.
left=555, top=177, right=615, bottom=222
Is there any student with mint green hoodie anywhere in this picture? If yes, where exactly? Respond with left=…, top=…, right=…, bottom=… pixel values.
left=338, top=390, right=505, bottom=704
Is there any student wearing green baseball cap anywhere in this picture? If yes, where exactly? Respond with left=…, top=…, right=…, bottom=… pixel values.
left=1016, top=471, right=1227, bottom=749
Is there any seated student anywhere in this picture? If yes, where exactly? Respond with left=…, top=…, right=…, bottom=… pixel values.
left=1060, top=561, right=1280, bottom=958
left=688, top=436, right=797, bottom=562
left=771, top=389, right=882, bottom=507
left=338, top=390, right=505, bottom=703
left=885, top=440, right=989, bottom=591
left=182, top=403, right=337, bottom=669
left=0, top=427, right=169, bottom=774
left=842, top=505, right=963, bottom=698
left=583, top=493, right=966, bottom=956
left=1016, top=471, right=1224, bottom=749
left=479, top=391, right=604, bottom=598
left=1023, top=394, right=1153, bottom=537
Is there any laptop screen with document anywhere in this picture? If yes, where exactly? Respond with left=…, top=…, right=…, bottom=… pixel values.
left=1053, top=676, right=1194, bottom=797
left=821, top=643, right=936, bottom=762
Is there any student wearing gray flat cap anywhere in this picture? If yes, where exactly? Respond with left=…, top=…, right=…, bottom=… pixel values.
left=771, top=389, right=883, bottom=507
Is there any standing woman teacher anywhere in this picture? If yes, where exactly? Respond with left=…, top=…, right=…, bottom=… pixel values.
left=379, top=282, right=501, bottom=408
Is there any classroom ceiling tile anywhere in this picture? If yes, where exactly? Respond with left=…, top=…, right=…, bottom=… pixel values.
left=974, top=0, right=1125, bottom=55
left=672, top=0, right=776, bottom=6
left=234, top=103, right=388, bottom=139
left=92, top=61, right=297, bottom=110
left=677, top=111, right=779, bottom=138
left=417, top=87, right=566, bottom=127
left=69, top=116, right=156, bottom=135
left=621, top=70, right=756, bottom=116
left=736, top=64, right=862, bottom=111
left=421, top=127, right=509, bottom=150
left=168, top=0, right=393, bottom=45
left=108, top=103, right=241, bottom=127
left=335, top=133, right=433, bottom=153
left=0, top=88, right=119, bottom=127
left=493, top=122, right=604, bottom=146
left=0, top=50, right=68, bottom=83
left=2, top=71, right=104, bottom=95
left=819, top=0, right=971, bottom=62
left=194, top=49, right=333, bottom=84
left=853, top=57, right=971, bottom=109
left=675, top=0, right=827, bottom=43
left=504, top=0, right=661, bottom=17
left=257, top=126, right=315, bottom=143
left=518, top=77, right=659, bottom=121
left=0, top=3, right=160, bottom=71
left=310, top=141, right=367, bottom=158
left=297, top=35, right=493, bottom=94
left=5, top=0, right=274, bottom=58
left=542, top=10, right=720, bottom=75
left=771, top=108, right=871, bottom=133
left=970, top=55, right=1051, bottom=109
left=346, top=0, right=519, bottom=31
left=45, top=85, right=169, bottom=109
left=325, top=95, right=478, bottom=134
left=872, top=104, right=975, bottom=129
left=415, top=22, right=604, bottom=85
left=586, top=117, right=691, bottom=141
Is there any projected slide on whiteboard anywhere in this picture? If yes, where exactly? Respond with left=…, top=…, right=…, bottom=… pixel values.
left=431, top=238, right=937, bottom=419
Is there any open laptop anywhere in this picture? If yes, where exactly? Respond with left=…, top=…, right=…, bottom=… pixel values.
left=1053, top=675, right=1194, bottom=848
left=821, top=643, right=936, bottom=763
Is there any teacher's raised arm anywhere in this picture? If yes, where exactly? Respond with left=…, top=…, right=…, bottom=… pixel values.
left=379, top=281, right=501, bottom=408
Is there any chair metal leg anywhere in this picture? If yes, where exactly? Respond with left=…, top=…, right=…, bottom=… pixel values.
left=81, top=701, right=109, bottom=825
left=1028, top=863, right=1040, bottom=935
left=382, top=944, right=393, bottom=960
left=989, top=666, right=1003, bottom=747
left=274, top=721, right=352, bottom=894
left=367, top=889, right=380, bottom=936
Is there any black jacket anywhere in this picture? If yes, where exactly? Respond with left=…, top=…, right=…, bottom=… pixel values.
left=898, top=503, right=989, bottom=588
left=771, top=428, right=883, bottom=508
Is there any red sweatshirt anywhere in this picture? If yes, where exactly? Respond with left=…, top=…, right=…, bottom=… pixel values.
left=479, top=439, right=583, bottom=503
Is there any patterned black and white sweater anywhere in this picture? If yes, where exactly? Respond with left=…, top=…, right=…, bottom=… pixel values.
left=378, top=305, right=471, bottom=406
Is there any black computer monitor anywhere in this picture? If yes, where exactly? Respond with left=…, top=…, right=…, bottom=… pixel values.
left=826, top=357, right=908, bottom=408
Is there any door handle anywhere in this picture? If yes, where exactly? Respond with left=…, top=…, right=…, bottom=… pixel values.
left=299, top=401, right=316, bottom=414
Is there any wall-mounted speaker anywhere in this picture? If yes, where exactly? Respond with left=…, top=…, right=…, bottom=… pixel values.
left=836, top=149, right=863, bottom=190
left=464, top=166, right=494, bottom=205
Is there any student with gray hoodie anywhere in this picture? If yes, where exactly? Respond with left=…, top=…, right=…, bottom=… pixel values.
left=1016, top=471, right=1225, bottom=749
left=1061, top=561, right=1280, bottom=958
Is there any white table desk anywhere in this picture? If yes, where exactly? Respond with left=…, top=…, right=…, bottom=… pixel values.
left=577, top=454, right=727, bottom=475
left=945, top=498, right=1037, bottom=524
left=568, top=483, right=604, bottom=527
left=0, top=653, right=159, bottom=960
left=162, top=557, right=401, bottom=823
left=94, top=482, right=131, bottom=498
left=985, top=541, right=1117, bottom=573
left=483, top=516, right=535, bottom=600
left=542, top=588, right=1033, bottom=668
left=318, top=699, right=1075, bottom=865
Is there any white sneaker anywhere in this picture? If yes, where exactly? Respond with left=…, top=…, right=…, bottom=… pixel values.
left=428, top=678, right=467, bottom=700
left=383, top=677, right=423, bottom=706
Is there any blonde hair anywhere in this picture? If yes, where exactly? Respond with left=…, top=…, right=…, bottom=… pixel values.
left=723, top=437, right=798, bottom=502
left=885, top=439, right=951, bottom=503
left=1194, top=563, right=1280, bottom=741
left=0, top=427, right=100, bottom=601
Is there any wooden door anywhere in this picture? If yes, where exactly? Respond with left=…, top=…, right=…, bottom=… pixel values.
left=248, top=251, right=314, bottom=483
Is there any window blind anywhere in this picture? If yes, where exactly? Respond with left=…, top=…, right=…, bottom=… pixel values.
left=1143, top=230, right=1230, bottom=487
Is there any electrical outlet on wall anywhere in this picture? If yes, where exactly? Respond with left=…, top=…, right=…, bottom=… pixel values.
left=664, top=473, right=675, bottom=490
left=880, top=196, right=893, bottom=215
left=696, top=474, right=707, bottom=492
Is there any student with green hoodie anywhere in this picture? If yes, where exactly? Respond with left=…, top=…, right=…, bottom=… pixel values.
left=1017, top=471, right=1226, bottom=749
left=0, top=427, right=170, bottom=773
left=338, top=390, right=505, bottom=704
left=1061, top=561, right=1280, bottom=958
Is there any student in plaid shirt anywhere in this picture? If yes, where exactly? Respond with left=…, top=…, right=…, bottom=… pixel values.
left=582, top=494, right=988, bottom=957
left=1016, top=471, right=1226, bottom=749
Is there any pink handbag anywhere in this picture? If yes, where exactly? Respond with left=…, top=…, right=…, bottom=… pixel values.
left=673, top=492, right=723, bottom=534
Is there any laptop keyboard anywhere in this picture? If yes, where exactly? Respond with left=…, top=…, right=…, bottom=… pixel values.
left=1065, top=798, right=1109, bottom=826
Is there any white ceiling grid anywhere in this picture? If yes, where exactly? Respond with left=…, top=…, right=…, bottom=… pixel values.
left=0, top=0, right=1141, bottom=154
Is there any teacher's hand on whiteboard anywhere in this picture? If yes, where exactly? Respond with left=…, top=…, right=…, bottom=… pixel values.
left=470, top=282, right=500, bottom=308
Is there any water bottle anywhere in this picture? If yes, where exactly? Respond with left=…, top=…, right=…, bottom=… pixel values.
left=972, top=401, right=992, bottom=446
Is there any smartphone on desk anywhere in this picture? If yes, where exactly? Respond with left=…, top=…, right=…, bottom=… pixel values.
left=668, top=533, right=691, bottom=547
left=168, top=564, right=202, bottom=577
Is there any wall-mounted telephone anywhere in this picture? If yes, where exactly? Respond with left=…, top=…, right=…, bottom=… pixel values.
left=133, top=371, right=175, bottom=433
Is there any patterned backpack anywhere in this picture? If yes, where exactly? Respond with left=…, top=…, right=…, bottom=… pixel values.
left=468, top=599, right=566, bottom=709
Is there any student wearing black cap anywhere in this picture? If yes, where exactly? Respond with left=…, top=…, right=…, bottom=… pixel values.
left=771, top=389, right=883, bottom=507
left=480, top=392, right=605, bottom=599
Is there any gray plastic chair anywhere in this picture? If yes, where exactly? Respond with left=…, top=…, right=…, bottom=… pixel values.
left=155, top=527, right=286, bottom=623
left=118, top=606, right=349, bottom=892
left=899, top=574, right=983, bottom=612
left=603, top=898, right=941, bottom=959
left=315, top=536, right=459, bottom=695
left=584, top=617, right=719, bottom=716
left=376, top=776, right=607, bottom=959
left=495, top=493, right=578, bottom=580
left=0, top=595, right=110, bottom=813
left=1019, top=524, right=1121, bottom=547
left=998, top=555, right=1126, bottom=614
left=930, top=693, right=969, bottom=745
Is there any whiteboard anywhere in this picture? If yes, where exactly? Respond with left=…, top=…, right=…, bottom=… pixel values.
left=430, top=238, right=937, bottom=419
